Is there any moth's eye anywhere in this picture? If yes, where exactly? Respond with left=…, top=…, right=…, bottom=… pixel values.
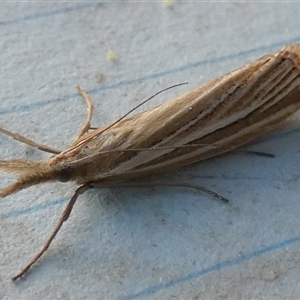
left=57, top=166, right=73, bottom=182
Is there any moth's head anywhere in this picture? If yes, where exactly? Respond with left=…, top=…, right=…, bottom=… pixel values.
left=0, top=159, right=71, bottom=198
left=55, top=164, right=74, bottom=183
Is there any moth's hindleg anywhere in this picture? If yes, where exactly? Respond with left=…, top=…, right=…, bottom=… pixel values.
left=237, top=150, right=275, bottom=158
left=11, top=184, right=91, bottom=281
left=0, top=127, right=61, bottom=154
left=72, top=86, right=94, bottom=145
left=90, top=181, right=229, bottom=203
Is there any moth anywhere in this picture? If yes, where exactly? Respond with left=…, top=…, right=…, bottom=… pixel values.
left=1, top=44, right=300, bottom=281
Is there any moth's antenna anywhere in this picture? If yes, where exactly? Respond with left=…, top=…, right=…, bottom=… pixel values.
left=66, top=82, right=188, bottom=154
left=105, top=82, right=188, bottom=131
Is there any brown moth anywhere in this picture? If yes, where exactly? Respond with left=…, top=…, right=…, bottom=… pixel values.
left=1, top=44, right=300, bottom=281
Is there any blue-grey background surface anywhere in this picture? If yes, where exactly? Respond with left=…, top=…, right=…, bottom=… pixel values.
left=1, top=2, right=300, bottom=300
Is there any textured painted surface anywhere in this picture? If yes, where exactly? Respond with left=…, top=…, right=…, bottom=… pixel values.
left=1, top=2, right=300, bottom=299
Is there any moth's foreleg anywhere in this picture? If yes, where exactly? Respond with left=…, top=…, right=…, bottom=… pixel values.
left=0, top=127, right=61, bottom=154
left=11, top=184, right=91, bottom=281
left=71, top=86, right=94, bottom=145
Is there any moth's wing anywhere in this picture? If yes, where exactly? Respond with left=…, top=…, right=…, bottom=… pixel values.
left=68, top=45, right=300, bottom=181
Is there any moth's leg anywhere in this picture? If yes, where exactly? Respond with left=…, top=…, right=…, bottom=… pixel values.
left=0, top=127, right=61, bottom=154
left=11, top=184, right=90, bottom=281
left=237, top=150, right=275, bottom=158
left=91, top=181, right=229, bottom=203
left=71, top=86, right=94, bottom=145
